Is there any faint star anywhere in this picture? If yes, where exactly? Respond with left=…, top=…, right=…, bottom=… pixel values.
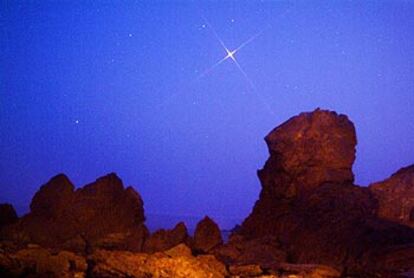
left=128, top=33, right=133, bottom=37
left=75, top=120, right=79, bottom=124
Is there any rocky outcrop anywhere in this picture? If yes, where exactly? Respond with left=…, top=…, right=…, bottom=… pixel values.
left=258, top=108, right=356, bottom=198
left=0, top=244, right=87, bottom=278
left=369, top=165, right=414, bottom=228
left=240, top=109, right=414, bottom=276
left=193, top=216, right=223, bottom=253
left=1, top=109, right=413, bottom=277
left=143, top=222, right=189, bottom=253
left=90, top=244, right=228, bottom=278
left=0, top=204, right=17, bottom=229
left=0, top=173, right=148, bottom=252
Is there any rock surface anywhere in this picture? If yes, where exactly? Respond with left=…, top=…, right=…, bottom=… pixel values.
left=370, top=165, right=414, bottom=228
left=260, top=109, right=356, bottom=197
left=0, top=173, right=147, bottom=252
left=143, top=222, right=189, bottom=253
left=240, top=109, right=414, bottom=275
left=90, top=244, right=228, bottom=278
left=213, top=235, right=287, bottom=267
left=193, top=216, right=223, bottom=253
left=0, top=245, right=87, bottom=278
left=0, top=204, right=17, bottom=229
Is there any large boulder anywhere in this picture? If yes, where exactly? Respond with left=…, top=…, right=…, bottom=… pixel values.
left=240, top=109, right=414, bottom=275
left=193, top=216, right=223, bottom=253
left=260, top=109, right=356, bottom=198
left=0, top=204, right=18, bottom=229
left=369, top=165, right=414, bottom=228
left=1, top=173, right=147, bottom=252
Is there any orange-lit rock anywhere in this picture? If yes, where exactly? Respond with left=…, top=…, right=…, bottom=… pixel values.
left=370, top=164, right=414, bottom=228
left=143, top=222, right=189, bottom=253
left=240, top=109, right=414, bottom=276
left=194, top=216, right=223, bottom=253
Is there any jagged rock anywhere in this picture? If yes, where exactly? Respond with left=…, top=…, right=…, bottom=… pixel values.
left=0, top=204, right=17, bottom=229
left=240, top=109, right=414, bottom=275
left=1, top=173, right=147, bottom=252
left=370, top=165, right=414, bottom=228
left=143, top=222, right=189, bottom=253
left=0, top=245, right=87, bottom=278
left=193, top=216, right=223, bottom=253
left=90, top=245, right=228, bottom=278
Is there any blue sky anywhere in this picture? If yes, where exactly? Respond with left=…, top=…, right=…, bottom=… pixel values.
left=1, top=1, right=413, bottom=227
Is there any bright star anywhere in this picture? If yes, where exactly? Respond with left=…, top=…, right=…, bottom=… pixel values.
left=197, top=15, right=275, bottom=115
left=225, top=49, right=236, bottom=60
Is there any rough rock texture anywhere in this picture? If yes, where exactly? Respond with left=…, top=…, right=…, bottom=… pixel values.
left=193, top=216, right=223, bottom=253
left=271, top=263, right=341, bottom=278
left=260, top=108, right=356, bottom=197
left=90, top=244, right=228, bottom=278
left=143, top=222, right=189, bottom=253
left=0, top=173, right=148, bottom=252
left=213, top=235, right=287, bottom=267
left=0, top=204, right=18, bottom=229
left=0, top=245, right=87, bottom=278
left=240, top=109, right=414, bottom=276
left=369, top=165, right=414, bottom=228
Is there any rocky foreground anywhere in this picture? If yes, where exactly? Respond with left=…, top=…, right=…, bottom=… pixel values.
left=1, top=109, right=414, bottom=277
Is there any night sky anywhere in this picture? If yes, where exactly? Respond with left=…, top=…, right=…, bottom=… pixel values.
left=1, top=1, right=413, bottom=228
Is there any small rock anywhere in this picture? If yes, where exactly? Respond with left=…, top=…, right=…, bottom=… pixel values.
left=144, top=222, right=189, bottom=253
left=194, top=216, right=223, bottom=253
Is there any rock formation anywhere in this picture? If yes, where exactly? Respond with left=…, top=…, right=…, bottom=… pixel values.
left=0, top=204, right=17, bottom=229
left=369, top=164, right=414, bottom=228
left=0, top=244, right=87, bottom=278
left=143, top=222, right=190, bottom=253
left=0, top=173, right=148, bottom=252
left=1, top=109, right=414, bottom=277
left=91, top=244, right=228, bottom=278
left=240, top=109, right=414, bottom=276
left=193, top=216, right=223, bottom=253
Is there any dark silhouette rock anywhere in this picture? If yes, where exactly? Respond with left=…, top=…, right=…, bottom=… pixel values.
left=1, top=173, right=147, bottom=252
left=270, top=263, right=341, bottom=278
left=213, top=235, right=287, bottom=267
left=370, top=164, right=414, bottom=228
left=0, top=245, right=87, bottom=277
left=240, top=109, right=414, bottom=275
left=143, top=222, right=189, bottom=253
left=0, top=204, right=17, bottom=229
left=193, top=216, right=223, bottom=253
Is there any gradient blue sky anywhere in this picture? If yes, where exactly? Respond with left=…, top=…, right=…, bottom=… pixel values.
left=1, top=1, right=413, bottom=228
